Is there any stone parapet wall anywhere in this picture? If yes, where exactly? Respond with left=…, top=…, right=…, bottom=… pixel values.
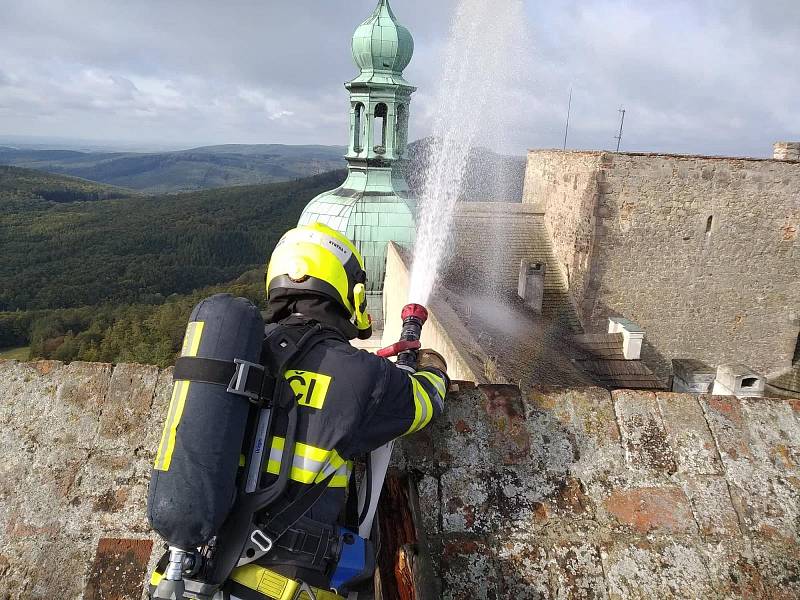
left=523, top=149, right=800, bottom=379
left=0, top=360, right=169, bottom=600
left=2, top=359, right=798, bottom=599
left=522, top=151, right=604, bottom=314
left=396, top=384, right=800, bottom=599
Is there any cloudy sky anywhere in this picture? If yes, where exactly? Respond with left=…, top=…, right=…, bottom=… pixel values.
left=0, top=0, right=797, bottom=156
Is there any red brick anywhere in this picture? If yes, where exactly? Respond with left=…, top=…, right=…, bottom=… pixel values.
left=480, top=385, right=531, bottom=465
left=740, top=397, right=800, bottom=476
left=603, top=540, right=715, bottom=598
left=728, top=475, right=800, bottom=544
left=702, top=542, right=766, bottom=600
left=84, top=538, right=153, bottom=600
left=604, top=487, right=697, bottom=534
left=752, top=541, right=800, bottom=599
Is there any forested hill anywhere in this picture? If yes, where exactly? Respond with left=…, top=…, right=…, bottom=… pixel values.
left=0, top=141, right=526, bottom=201
left=0, top=144, right=347, bottom=194
left=0, top=169, right=346, bottom=312
left=0, top=165, right=134, bottom=204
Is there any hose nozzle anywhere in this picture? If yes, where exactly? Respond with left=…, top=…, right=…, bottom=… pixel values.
left=396, top=304, right=428, bottom=372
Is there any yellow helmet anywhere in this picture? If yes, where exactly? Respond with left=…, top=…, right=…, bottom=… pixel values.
left=266, top=223, right=372, bottom=338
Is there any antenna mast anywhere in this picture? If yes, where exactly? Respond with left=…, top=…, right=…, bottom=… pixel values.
left=614, top=107, right=626, bottom=152
left=563, top=87, right=573, bottom=151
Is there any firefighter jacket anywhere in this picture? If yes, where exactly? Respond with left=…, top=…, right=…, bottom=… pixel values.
left=259, top=315, right=449, bottom=526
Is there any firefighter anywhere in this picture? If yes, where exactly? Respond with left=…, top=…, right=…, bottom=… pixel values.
left=225, top=222, right=448, bottom=599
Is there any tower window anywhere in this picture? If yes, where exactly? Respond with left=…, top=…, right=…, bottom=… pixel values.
left=354, top=103, right=365, bottom=152
left=705, top=215, right=713, bottom=234
left=374, top=103, right=388, bottom=154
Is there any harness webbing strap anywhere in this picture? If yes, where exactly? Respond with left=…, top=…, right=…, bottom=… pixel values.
left=228, top=564, right=344, bottom=600
left=261, top=470, right=337, bottom=542
left=173, top=356, right=271, bottom=400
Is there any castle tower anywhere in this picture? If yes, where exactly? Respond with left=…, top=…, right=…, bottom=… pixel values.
left=298, top=0, right=416, bottom=328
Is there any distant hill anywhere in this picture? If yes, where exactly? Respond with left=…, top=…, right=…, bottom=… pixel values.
left=0, top=168, right=347, bottom=311
left=0, top=165, right=134, bottom=204
left=0, top=144, right=347, bottom=194
left=0, top=141, right=525, bottom=201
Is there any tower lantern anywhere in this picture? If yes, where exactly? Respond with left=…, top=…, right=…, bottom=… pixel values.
left=298, top=0, right=416, bottom=330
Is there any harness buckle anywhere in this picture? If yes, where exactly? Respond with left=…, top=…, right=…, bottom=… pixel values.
left=250, top=529, right=273, bottom=553
left=293, top=582, right=318, bottom=600
left=227, top=359, right=265, bottom=402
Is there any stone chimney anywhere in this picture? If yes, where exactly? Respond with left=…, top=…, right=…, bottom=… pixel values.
left=712, top=363, right=765, bottom=397
left=773, top=142, right=800, bottom=161
left=671, top=359, right=715, bottom=393
left=607, top=317, right=644, bottom=360
left=518, top=260, right=545, bottom=313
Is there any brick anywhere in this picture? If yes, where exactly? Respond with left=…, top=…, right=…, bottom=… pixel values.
left=496, top=536, right=552, bottom=599
left=751, top=540, right=800, bottom=599
left=440, top=537, right=502, bottom=600
left=656, top=392, right=722, bottom=475
left=98, top=363, right=160, bottom=450
left=740, top=397, right=800, bottom=477
left=612, top=390, right=677, bottom=477
left=551, top=543, right=608, bottom=599
left=603, top=487, right=697, bottom=534
left=416, top=474, right=440, bottom=536
left=602, top=540, right=715, bottom=600
left=728, top=474, right=800, bottom=544
left=440, top=468, right=492, bottom=534
left=480, top=385, right=531, bottom=465
left=399, top=387, right=492, bottom=471
left=702, top=541, right=766, bottom=600
left=682, top=476, right=742, bottom=538
left=700, top=395, right=753, bottom=466
left=528, top=386, right=624, bottom=482
left=84, top=538, right=153, bottom=600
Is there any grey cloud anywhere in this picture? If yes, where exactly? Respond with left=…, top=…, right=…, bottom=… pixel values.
left=0, top=0, right=795, bottom=156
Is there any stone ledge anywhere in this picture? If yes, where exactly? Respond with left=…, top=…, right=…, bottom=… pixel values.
left=1, top=361, right=798, bottom=599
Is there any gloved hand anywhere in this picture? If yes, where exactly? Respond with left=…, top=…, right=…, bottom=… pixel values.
left=417, top=349, right=448, bottom=374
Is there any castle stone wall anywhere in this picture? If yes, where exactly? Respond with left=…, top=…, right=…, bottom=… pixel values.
left=524, top=150, right=800, bottom=379
left=774, top=142, right=800, bottom=161
left=522, top=151, right=604, bottom=311
left=3, top=359, right=797, bottom=599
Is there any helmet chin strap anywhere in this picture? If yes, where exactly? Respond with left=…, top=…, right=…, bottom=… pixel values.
left=352, top=283, right=373, bottom=340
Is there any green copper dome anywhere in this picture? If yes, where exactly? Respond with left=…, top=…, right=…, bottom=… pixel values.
left=351, top=0, right=414, bottom=82
left=298, top=0, right=417, bottom=329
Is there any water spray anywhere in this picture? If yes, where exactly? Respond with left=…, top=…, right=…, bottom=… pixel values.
left=409, top=0, right=529, bottom=306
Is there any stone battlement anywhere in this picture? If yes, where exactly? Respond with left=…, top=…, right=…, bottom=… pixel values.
left=523, top=149, right=800, bottom=381
left=1, top=359, right=798, bottom=598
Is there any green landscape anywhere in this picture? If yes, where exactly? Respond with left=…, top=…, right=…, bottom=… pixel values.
left=0, top=142, right=524, bottom=367
left=0, top=165, right=346, bottom=366
left=0, top=144, right=347, bottom=194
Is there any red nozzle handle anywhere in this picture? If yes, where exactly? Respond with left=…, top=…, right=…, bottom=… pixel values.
left=375, top=339, right=422, bottom=358
left=401, top=303, right=428, bottom=324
